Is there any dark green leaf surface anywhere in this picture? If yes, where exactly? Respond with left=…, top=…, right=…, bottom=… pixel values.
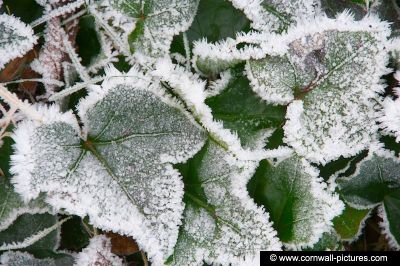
left=206, top=66, right=286, bottom=147
left=338, top=150, right=400, bottom=246
left=248, top=157, right=343, bottom=246
left=333, top=204, right=370, bottom=240
left=0, top=213, right=58, bottom=256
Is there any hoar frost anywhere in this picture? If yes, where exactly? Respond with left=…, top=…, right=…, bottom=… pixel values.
left=10, top=68, right=206, bottom=265
left=248, top=14, right=390, bottom=164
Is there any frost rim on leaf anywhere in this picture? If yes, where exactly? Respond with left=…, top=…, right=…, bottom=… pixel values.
left=0, top=14, right=38, bottom=70
left=10, top=68, right=207, bottom=265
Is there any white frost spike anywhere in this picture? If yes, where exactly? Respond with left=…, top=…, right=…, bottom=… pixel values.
left=0, top=14, right=38, bottom=70
left=246, top=13, right=391, bottom=164
left=206, top=70, right=232, bottom=98
left=228, top=0, right=321, bottom=32
left=379, top=96, right=400, bottom=142
left=192, top=32, right=287, bottom=76
left=10, top=69, right=206, bottom=265
left=74, top=235, right=123, bottom=266
left=30, top=0, right=85, bottom=28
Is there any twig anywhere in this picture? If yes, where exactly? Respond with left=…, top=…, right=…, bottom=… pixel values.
left=141, top=250, right=149, bottom=266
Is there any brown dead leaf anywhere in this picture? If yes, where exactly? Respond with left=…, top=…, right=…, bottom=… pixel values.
left=19, top=67, right=40, bottom=94
left=0, top=48, right=38, bottom=83
left=105, top=232, right=139, bottom=256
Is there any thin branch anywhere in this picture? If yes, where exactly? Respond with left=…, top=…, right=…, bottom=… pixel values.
left=0, top=85, right=43, bottom=122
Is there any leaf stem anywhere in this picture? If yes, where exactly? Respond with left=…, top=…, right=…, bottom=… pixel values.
left=82, top=140, right=139, bottom=211
left=185, top=191, right=216, bottom=217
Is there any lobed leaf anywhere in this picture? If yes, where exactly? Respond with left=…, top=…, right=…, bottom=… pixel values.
left=111, top=0, right=199, bottom=58
left=170, top=141, right=281, bottom=265
left=337, top=147, right=400, bottom=248
left=333, top=203, right=371, bottom=241
left=249, top=156, right=344, bottom=248
left=247, top=14, right=390, bottom=164
left=229, top=0, right=321, bottom=33
left=10, top=68, right=206, bottom=265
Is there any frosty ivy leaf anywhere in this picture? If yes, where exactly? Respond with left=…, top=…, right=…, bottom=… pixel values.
left=170, top=141, right=281, bottom=265
left=74, top=235, right=123, bottom=266
left=111, top=0, right=199, bottom=58
left=0, top=213, right=59, bottom=255
left=337, top=148, right=400, bottom=247
left=229, top=0, right=320, bottom=33
left=303, top=230, right=342, bottom=251
left=0, top=251, right=74, bottom=266
left=333, top=203, right=370, bottom=241
left=247, top=14, right=390, bottom=164
left=10, top=71, right=206, bottom=265
left=0, top=14, right=37, bottom=70
left=0, top=177, right=50, bottom=231
left=248, top=156, right=344, bottom=248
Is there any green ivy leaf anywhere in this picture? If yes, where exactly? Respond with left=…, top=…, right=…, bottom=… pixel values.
left=248, top=156, right=343, bottom=248
left=112, top=0, right=199, bottom=57
left=10, top=69, right=206, bottom=265
left=0, top=213, right=58, bottom=256
left=0, top=177, right=49, bottom=231
left=229, top=0, right=320, bottom=33
left=0, top=14, right=37, bottom=69
left=247, top=15, right=389, bottom=164
left=333, top=203, right=370, bottom=241
left=304, top=231, right=342, bottom=251
left=170, top=141, right=281, bottom=265
left=337, top=148, right=400, bottom=247
left=205, top=66, right=286, bottom=148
